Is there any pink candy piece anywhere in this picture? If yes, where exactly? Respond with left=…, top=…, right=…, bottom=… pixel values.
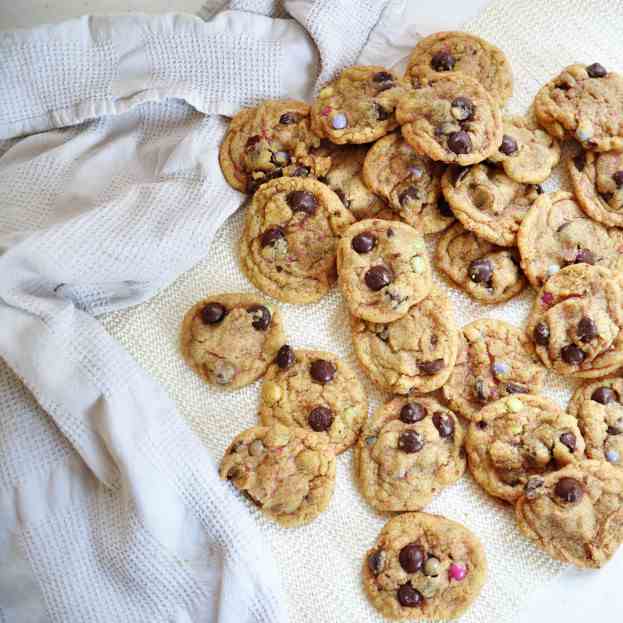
left=321, top=106, right=332, bottom=117
left=541, top=292, right=554, bottom=306
left=448, top=563, right=467, bottom=582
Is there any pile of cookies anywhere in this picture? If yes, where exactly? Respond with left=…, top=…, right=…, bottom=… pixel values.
left=181, top=31, right=623, bottom=621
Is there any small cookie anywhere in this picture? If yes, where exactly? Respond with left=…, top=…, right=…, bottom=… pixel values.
left=220, top=424, right=336, bottom=527
left=442, top=163, right=542, bottom=247
left=258, top=348, right=367, bottom=454
left=442, top=319, right=545, bottom=421
left=568, top=377, right=623, bottom=467
left=526, top=264, right=623, bottom=378
left=337, top=219, right=432, bottom=323
left=356, top=397, right=465, bottom=512
left=219, top=100, right=329, bottom=193
left=405, top=31, right=512, bottom=105
left=488, top=115, right=560, bottom=184
left=465, top=394, right=585, bottom=503
left=534, top=63, right=623, bottom=152
left=516, top=460, right=623, bottom=568
left=436, top=223, right=526, bottom=304
left=397, top=72, right=502, bottom=166
left=239, top=177, right=355, bottom=304
left=351, top=286, right=458, bottom=394
left=362, top=132, right=454, bottom=234
left=568, top=150, right=623, bottom=228
left=517, top=190, right=623, bottom=288
left=181, top=293, right=285, bottom=389
left=363, top=512, right=486, bottom=620
left=311, top=66, right=408, bottom=144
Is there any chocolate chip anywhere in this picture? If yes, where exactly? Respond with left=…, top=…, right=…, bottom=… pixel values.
left=397, top=583, right=423, bottom=608
left=400, top=402, right=427, bottom=423
left=292, top=166, right=310, bottom=177
left=310, top=359, right=336, bottom=384
left=533, top=322, right=550, bottom=346
left=352, top=231, right=377, bottom=254
left=287, top=190, right=318, bottom=215
left=447, top=131, right=472, bottom=155
left=556, top=82, right=571, bottom=91
left=261, top=226, right=285, bottom=248
left=375, top=102, right=390, bottom=121
left=308, top=406, right=334, bottom=432
left=331, top=113, right=348, bottom=130
left=334, top=188, right=350, bottom=208
left=372, top=71, right=393, bottom=83
left=365, top=265, right=393, bottom=291
left=276, top=344, right=295, bottom=369
left=591, top=387, right=617, bottom=404
left=554, top=477, right=584, bottom=503
left=577, top=316, right=598, bottom=342
left=387, top=228, right=395, bottom=238
left=499, top=134, right=518, bottom=155
left=431, top=50, right=455, bottom=71
left=399, top=543, right=425, bottom=573
left=561, top=344, right=586, bottom=365
left=601, top=191, right=614, bottom=202
left=399, top=186, right=419, bottom=206
left=279, top=112, right=299, bottom=125
left=418, top=359, right=445, bottom=375
left=432, top=411, right=454, bottom=438
left=574, top=152, right=587, bottom=171
left=524, top=476, right=544, bottom=499
left=226, top=466, right=240, bottom=480
left=201, top=302, right=227, bottom=324
left=613, top=171, right=623, bottom=187
left=574, top=248, right=595, bottom=265
left=534, top=184, right=544, bottom=194
left=586, top=62, right=607, bottom=78
left=245, top=135, right=261, bottom=150
left=398, top=430, right=424, bottom=453
left=367, top=550, right=385, bottom=575
left=506, top=382, right=528, bottom=394
left=271, top=151, right=290, bottom=166
left=451, top=97, right=475, bottom=121
left=477, top=421, right=488, bottom=430
left=559, top=432, right=576, bottom=452
left=468, top=258, right=493, bottom=284
left=247, top=305, right=271, bottom=330
left=437, top=197, right=454, bottom=217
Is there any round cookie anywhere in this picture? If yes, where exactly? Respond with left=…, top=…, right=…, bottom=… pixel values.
left=465, top=394, right=585, bottom=503
left=258, top=348, right=367, bottom=454
left=337, top=219, right=432, bottom=323
left=181, top=293, right=285, bottom=389
left=568, top=149, right=623, bottom=228
left=220, top=424, right=336, bottom=528
left=516, top=460, right=623, bottom=568
left=363, top=512, right=486, bottom=620
left=362, top=132, right=454, bottom=234
left=311, top=66, right=408, bottom=144
left=442, top=319, right=546, bottom=421
left=488, top=115, right=561, bottom=184
left=239, top=177, right=355, bottom=304
left=534, top=63, right=623, bottom=152
left=405, top=31, right=512, bottom=105
left=351, top=286, right=458, bottom=395
left=219, top=99, right=329, bottom=193
left=436, top=223, right=526, bottom=304
left=396, top=72, right=503, bottom=166
left=517, top=190, right=623, bottom=288
left=442, top=163, right=542, bottom=247
left=526, top=264, right=623, bottom=378
left=356, top=397, right=465, bottom=512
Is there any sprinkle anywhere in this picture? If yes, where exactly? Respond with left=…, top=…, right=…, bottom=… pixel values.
left=448, top=563, right=467, bottom=581
left=492, top=360, right=511, bottom=377
left=413, top=239, right=426, bottom=252
left=408, top=165, right=424, bottom=179
left=541, top=292, right=554, bottom=306
left=606, top=450, right=620, bottom=464
left=507, top=397, right=524, bottom=413
left=410, top=255, right=426, bottom=273
left=321, top=106, right=332, bottom=117
left=546, top=264, right=560, bottom=277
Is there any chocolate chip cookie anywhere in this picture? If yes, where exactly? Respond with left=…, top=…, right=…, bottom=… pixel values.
left=526, top=264, right=623, bottom=378
left=517, top=190, right=623, bottom=288
left=311, top=66, right=408, bottom=144
left=405, top=31, right=512, bottom=106
left=442, top=319, right=546, bottom=421
left=397, top=72, right=503, bottom=166
left=436, top=223, right=526, bottom=304
left=466, top=394, right=585, bottom=503
left=534, top=63, right=623, bottom=152
left=181, top=293, right=285, bottom=389
left=239, top=177, right=355, bottom=304
left=258, top=348, right=367, bottom=454
left=351, top=286, right=458, bottom=395
left=356, top=397, right=465, bottom=512
left=442, top=163, right=542, bottom=247
left=362, top=132, right=454, bottom=234
left=219, top=99, right=329, bottom=193
left=516, top=460, right=623, bottom=568
left=337, top=219, right=432, bottom=323
left=220, top=424, right=336, bottom=527
left=363, top=512, right=486, bottom=620
left=568, top=149, right=623, bottom=228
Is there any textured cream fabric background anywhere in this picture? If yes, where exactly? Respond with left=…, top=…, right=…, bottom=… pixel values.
left=102, top=0, right=623, bottom=620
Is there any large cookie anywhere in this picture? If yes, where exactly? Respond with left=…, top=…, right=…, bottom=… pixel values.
left=516, top=460, right=623, bottom=568
left=337, top=219, right=432, bottom=323
left=220, top=424, right=336, bottom=527
left=442, top=319, right=545, bottom=421
left=534, top=63, right=623, bottom=152
left=442, top=163, right=542, bottom=247
left=363, top=512, right=486, bottom=620
left=526, top=264, right=623, bottom=378
left=258, top=348, right=367, bottom=454
left=351, top=286, right=458, bottom=394
left=436, top=223, right=526, bottom=304
left=465, top=394, right=585, bottom=503
left=181, top=293, right=285, bottom=389
left=239, top=177, right=355, bottom=304
left=517, top=190, right=623, bottom=288
left=356, top=397, right=465, bottom=512
left=405, top=31, right=512, bottom=105
left=397, top=72, right=502, bottom=166
left=362, top=132, right=454, bottom=234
